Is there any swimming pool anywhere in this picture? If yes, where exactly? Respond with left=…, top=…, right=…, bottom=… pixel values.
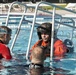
left=0, top=14, right=76, bottom=75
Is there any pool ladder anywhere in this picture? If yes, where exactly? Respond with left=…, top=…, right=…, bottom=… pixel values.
left=5, top=1, right=76, bottom=62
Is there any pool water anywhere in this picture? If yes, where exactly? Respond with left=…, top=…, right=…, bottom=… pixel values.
left=0, top=15, right=76, bottom=75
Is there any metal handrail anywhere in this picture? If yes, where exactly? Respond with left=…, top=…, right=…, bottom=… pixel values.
left=25, top=2, right=39, bottom=60
left=5, top=1, right=27, bottom=53
left=25, top=1, right=76, bottom=61
left=5, top=1, right=27, bottom=26
left=5, top=1, right=76, bottom=62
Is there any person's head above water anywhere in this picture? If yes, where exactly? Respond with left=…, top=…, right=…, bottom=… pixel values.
left=37, top=22, right=52, bottom=40
left=31, top=46, right=46, bottom=64
left=0, top=26, right=12, bottom=44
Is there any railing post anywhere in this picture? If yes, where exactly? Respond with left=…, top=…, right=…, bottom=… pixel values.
left=50, top=7, right=56, bottom=63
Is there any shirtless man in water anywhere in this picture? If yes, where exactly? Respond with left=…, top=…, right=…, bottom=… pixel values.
left=29, top=46, right=46, bottom=68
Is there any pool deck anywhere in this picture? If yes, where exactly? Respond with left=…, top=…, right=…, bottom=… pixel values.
left=0, top=7, right=76, bottom=15
left=0, top=2, right=76, bottom=17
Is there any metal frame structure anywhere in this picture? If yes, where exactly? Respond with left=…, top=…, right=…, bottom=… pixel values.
left=5, top=1, right=76, bottom=62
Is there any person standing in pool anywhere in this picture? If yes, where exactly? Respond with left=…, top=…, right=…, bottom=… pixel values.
left=0, top=26, right=12, bottom=60
left=30, top=22, right=68, bottom=62
left=29, top=46, right=51, bottom=74
left=29, top=46, right=46, bottom=68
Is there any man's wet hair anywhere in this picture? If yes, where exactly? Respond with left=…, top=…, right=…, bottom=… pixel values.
left=0, top=26, right=12, bottom=35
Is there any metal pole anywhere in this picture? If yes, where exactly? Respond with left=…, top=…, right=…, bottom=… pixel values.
left=50, top=7, right=56, bottom=62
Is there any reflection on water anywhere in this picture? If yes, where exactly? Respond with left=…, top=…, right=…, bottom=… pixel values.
left=0, top=20, right=76, bottom=74
left=6, top=65, right=29, bottom=75
left=0, top=53, right=76, bottom=75
left=0, top=57, right=29, bottom=75
left=29, top=67, right=44, bottom=75
left=0, top=62, right=75, bottom=75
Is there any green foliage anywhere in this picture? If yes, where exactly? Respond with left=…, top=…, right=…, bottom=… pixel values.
left=41, top=4, right=67, bottom=10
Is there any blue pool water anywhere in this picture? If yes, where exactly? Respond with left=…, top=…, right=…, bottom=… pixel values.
left=0, top=14, right=76, bottom=75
